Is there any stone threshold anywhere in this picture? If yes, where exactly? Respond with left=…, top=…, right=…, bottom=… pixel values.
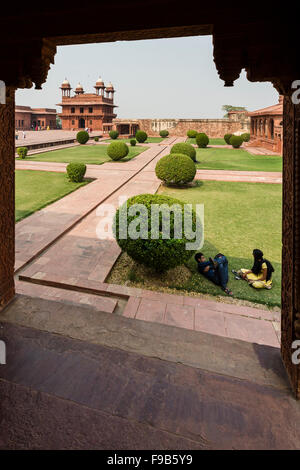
left=18, top=270, right=280, bottom=348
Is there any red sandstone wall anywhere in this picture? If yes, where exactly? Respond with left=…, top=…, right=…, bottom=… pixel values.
left=113, top=118, right=250, bottom=137
left=15, top=111, right=31, bottom=130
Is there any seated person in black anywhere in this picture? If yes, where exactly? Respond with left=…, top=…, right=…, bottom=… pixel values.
left=194, top=252, right=233, bottom=296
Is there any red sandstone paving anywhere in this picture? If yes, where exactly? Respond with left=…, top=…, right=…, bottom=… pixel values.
left=15, top=145, right=166, bottom=272
left=15, top=279, right=117, bottom=313
left=164, top=303, right=194, bottom=329
left=15, top=130, right=101, bottom=146
left=195, top=170, right=282, bottom=184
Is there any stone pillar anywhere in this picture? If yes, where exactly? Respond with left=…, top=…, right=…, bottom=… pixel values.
left=0, top=86, right=15, bottom=310
left=281, top=95, right=300, bottom=398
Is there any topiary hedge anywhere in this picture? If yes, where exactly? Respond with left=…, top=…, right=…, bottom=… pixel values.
left=130, top=139, right=136, bottom=146
left=196, top=132, right=209, bottom=148
left=159, top=130, right=169, bottom=138
left=107, top=141, right=129, bottom=160
left=187, top=129, right=197, bottom=138
left=135, top=130, right=147, bottom=143
left=230, top=135, right=243, bottom=148
left=66, top=162, right=86, bottom=182
left=17, top=147, right=28, bottom=159
left=224, top=133, right=233, bottom=144
left=155, top=153, right=196, bottom=185
left=170, top=142, right=196, bottom=161
left=94, top=137, right=99, bottom=142
left=241, top=132, right=250, bottom=142
left=109, top=130, right=119, bottom=140
left=76, top=130, right=89, bottom=144
left=114, top=193, right=198, bottom=272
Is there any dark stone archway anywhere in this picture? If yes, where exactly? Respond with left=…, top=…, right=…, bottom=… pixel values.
left=0, top=4, right=299, bottom=397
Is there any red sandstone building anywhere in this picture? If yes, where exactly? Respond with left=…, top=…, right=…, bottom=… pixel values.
left=15, top=105, right=57, bottom=130
left=57, top=78, right=117, bottom=132
left=248, top=96, right=283, bottom=153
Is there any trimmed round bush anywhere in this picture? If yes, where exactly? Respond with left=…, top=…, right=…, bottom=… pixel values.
left=94, top=137, right=99, bottom=142
left=17, top=147, right=28, bottom=159
left=76, top=131, right=89, bottom=144
left=109, top=130, right=119, bottom=140
left=159, top=130, right=169, bottom=138
left=155, top=153, right=196, bottom=185
left=114, top=193, right=198, bottom=272
left=230, top=135, right=243, bottom=148
left=66, top=162, right=86, bottom=182
left=187, top=129, right=197, bottom=138
left=135, top=130, right=147, bottom=143
left=107, top=141, right=129, bottom=160
left=196, top=133, right=209, bottom=148
left=130, top=139, right=136, bottom=146
left=241, top=132, right=250, bottom=142
left=224, top=133, right=233, bottom=144
left=170, top=142, right=196, bottom=161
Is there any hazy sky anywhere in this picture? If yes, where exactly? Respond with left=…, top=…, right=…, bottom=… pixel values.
left=16, top=36, right=278, bottom=119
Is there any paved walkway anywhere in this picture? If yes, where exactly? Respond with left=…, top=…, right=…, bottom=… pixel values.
left=196, top=169, right=282, bottom=184
left=15, top=129, right=101, bottom=146
left=245, top=145, right=281, bottom=156
left=16, top=137, right=281, bottom=348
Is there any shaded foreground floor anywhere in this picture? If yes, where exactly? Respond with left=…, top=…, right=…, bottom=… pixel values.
left=0, top=294, right=299, bottom=450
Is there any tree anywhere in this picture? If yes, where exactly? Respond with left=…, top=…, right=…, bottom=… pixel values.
left=56, top=116, right=62, bottom=129
left=222, top=105, right=247, bottom=118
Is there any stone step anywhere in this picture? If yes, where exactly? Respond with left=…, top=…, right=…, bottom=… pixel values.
left=16, top=279, right=118, bottom=314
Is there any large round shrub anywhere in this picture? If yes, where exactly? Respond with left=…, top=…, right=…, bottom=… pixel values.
left=241, top=132, right=250, bottom=142
left=135, top=130, right=148, bottom=143
left=109, top=130, right=119, bottom=140
left=67, top=162, right=86, bottom=182
left=107, top=141, right=129, bottom=160
left=155, top=153, right=196, bottom=185
left=170, top=142, right=196, bottom=161
left=159, top=130, right=169, bottom=138
left=187, top=129, right=197, bottom=138
left=17, top=147, right=28, bottom=159
left=224, top=133, right=233, bottom=144
left=196, top=133, right=209, bottom=148
left=230, top=135, right=243, bottom=148
left=130, top=139, right=136, bottom=146
left=76, top=131, right=89, bottom=145
left=114, top=194, right=198, bottom=272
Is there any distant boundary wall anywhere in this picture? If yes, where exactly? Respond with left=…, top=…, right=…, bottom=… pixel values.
left=113, top=117, right=250, bottom=137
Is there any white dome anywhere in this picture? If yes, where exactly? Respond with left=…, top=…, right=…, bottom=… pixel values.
left=76, top=82, right=83, bottom=89
left=106, top=82, right=114, bottom=88
left=62, top=78, right=70, bottom=86
left=96, top=76, right=104, bottom=85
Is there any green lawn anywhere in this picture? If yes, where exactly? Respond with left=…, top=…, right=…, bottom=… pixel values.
left=187, top=137, right=227, bottom=146
left=194, top=147, right=282, bottom=172
left=105, top=137, right=163, bottom=144
left=156, top=181, right=282, bottom=307
left=24, top=144, right=146, bottom=165
left=15, top=170, right=90, bottom=222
